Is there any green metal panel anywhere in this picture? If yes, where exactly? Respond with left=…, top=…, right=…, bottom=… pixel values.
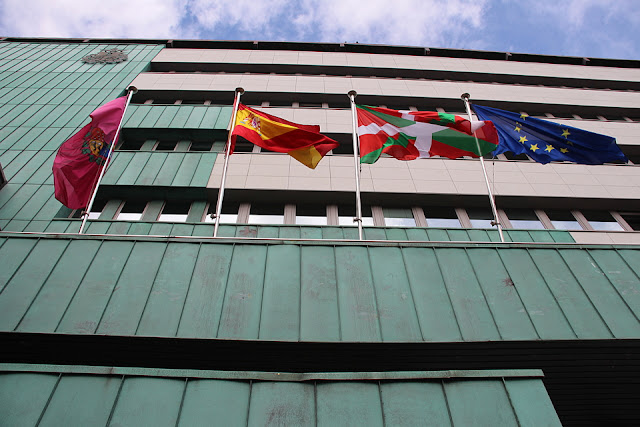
left=179, top=379, right=250, bottom=427
left=0, top=372, right=59, bottom=427
left=38, top=375, right=121, bottom=427
left=0, top=237, right=38, bottom=292
left=380, top=381, right=452, bottom=426
left=97, top=241, right=167, bottom=335
left=109, top=377, right=184, bottom=427
left=504, top=378, right=563, bottom=427
left=249, top=381, right=315, bottom=426
left=171, top=153, right=201, bottom=186
left=593, top=249, right=640, bottom=321
left=153, top=152, right=186, bottom=185
left=137, top=242, right=200, bottom=337
left=317, top=382, right=384, bottom=427
left=117, top=151, right=151, bottom=184
left=189, top=152, right=217, bottom=186
left=444, top=379, right=519, bottom=426
left=177, top=244, right=233, bottom=338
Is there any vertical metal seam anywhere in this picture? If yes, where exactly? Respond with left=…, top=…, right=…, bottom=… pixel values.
left=14, top=238, right=71, bottom=331
left=501, top=377, right=523, bottom=427
left=104, top=374, right=126, bottom=427
left=366, top=246, right=385, bottom=342
left=313, top=380, right=318, bottom=427
left=556, top=248, right=616, bottom=338
left=215, top=243, right=237, bottom=338
left=133, top=242, right=171, bottom=336
left=605, top=248, right=640, bottom=323
left=524, top=247, right=579, bottom=339
left=440, top=379, right=456, bottom=427
left=174, top=377, right=189, bottom=427
left=433, top=249, right=466, bottom=341
left=245, top=379, right=253, bottom=427
left=54, top=239, right=106, bottom=332
left=93, top=241, right=137, bottom=334
left=398, top=247, right=426, bottom=341
left=464, top=247, right=504, bottom=340
left=0, top=236, right=40, bottom=297
left=298, top=243, right=303, bottom=341
left=332, top=245, right=343, bottom=342
left=174, top=242, right=204, bottom=337
left=495, top=248, right=543, bottom=340
left=378, top=380, right=386, bottom=427
left=34, top=373, right=62, bottom=427
left=255, top=243, right=270, bottom=340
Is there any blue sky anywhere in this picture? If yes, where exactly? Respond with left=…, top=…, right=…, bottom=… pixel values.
left=1, top=0, right=639, bottom=60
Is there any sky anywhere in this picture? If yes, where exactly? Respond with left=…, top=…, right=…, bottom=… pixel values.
left=0, top=0, right=639, bottom=60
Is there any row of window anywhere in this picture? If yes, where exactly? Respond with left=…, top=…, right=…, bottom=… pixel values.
left=77, top=200, right=640, bottom=232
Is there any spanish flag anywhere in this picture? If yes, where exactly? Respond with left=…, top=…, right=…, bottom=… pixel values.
left=231, top=104, right=340, bottom=169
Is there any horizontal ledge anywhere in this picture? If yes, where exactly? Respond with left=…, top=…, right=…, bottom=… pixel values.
left=0, top=363, right=543, bottom=381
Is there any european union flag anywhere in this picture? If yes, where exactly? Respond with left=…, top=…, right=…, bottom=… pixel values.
left=472, top=104, right=628, bottom=165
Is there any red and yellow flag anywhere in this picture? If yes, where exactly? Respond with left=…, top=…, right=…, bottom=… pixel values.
left=231, top=104, right=339, bottom=169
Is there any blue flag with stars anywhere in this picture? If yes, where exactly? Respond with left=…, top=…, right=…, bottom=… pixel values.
left=472, top=104, right=628, bottom=165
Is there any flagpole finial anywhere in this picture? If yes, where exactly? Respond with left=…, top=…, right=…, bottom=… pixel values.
left=235, top=87, right=245, bottom=94
left=348, top=90, right=357, bottom=97
left=461, top=93, right=470, bottom=100
left=127, top=86, right=138, bottom=94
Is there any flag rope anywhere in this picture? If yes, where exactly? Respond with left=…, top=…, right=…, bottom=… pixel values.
left=348, top=90, right=364, bottom=241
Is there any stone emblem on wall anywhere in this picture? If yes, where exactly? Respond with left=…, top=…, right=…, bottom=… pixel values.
left=82, top=48, right=128, bottom=64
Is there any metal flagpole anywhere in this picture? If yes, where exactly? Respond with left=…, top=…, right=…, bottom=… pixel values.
left=78, top=86, right=137, bottom=234
left=460, top=93, right=505, bottom=243
left=348, top=90, right=364, bottom=240
left=213, top=87, right=244, bottom=237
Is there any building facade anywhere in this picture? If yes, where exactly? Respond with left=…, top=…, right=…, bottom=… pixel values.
left=0, top=38, right=639, bottom=426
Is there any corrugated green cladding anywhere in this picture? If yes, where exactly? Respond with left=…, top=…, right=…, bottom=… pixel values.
left=0, top=42, right=163, bottom=231
left=124, top=104, right=232, bottom=129
left=0, top=367, right=561, bottom=427
left=1, top=235, right=638, bottom=342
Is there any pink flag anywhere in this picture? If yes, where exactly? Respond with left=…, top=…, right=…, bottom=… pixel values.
left=53, top=96, right=127, bottom=209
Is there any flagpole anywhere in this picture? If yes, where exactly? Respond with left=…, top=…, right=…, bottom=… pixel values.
left=460, top=93, right=505, bottom=243
left=348, top=90, right=364, bottom=240
left=213, top=87, right=244, bottom=237
left=78, top=86, right=137, bottom=234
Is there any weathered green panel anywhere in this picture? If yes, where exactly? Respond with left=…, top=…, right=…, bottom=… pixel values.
left=322, top=227, right=345, bottom=239
left=426, top=228, right=449, bottom=241
left=316, top=382, right=383, bottom=427
left=137, top=242, right=200, bottom=337
left=467, top=248, right=538, bottom=340
left=217, top=244, right=267, bottom=339
left=369, top=246, right=422, bottom=341
left=183, top=106, right=208, bottom=128
left=528, top=248, right=613, bottom=339
left=299, top=226, right=322, bottom=239
left=257, top=225, right=279, bottom=238
left=97, top=241, right=166, bottom=335
left=559, top=249, right=640, bottom=338
left=101, top=151, right=134, bottom=184
left=138, top=105, right=165, bottom=127
left=178, top=379, right=250, bottom=427
left=0, top=373, right=59, bottom=427
left=57, top=240, right=135, bottom=334
left=445, top=379, right=519, bottom=426
left=200, top=106, right=223, bottom=128
left=171, top=153, right=200, bottom=186
left=177, top=244, right=233, bottom=338
left=134, top=152, right=167, bottom=185
left=594, top=249, right=640, bottom=321
left=504, top=379, right=563, bottom=427
left=117, top=151, right=151, bottom=185
left=384, top=227, right=408, bottom=240
left=17, top=240, right=101, bottom=332
left=403, top=247, right=462, bottom=341
left=128, top=222, right=153, bottom=235
left=106, top=221, right=131, bottom=234
left=0, top=237, right=38, bottom=292
left=259, top=245, right=301, bottom=340
left=248, top=382, right=315, bottom=427
left=0, top=239, right=69, bottom=330
left=435, top=248, right=501, bottom=341
left=363, top=227, right=386, bottom=240
left=148, top=222, right=173, bottom=235
left=4, top=219, right=29, bottom=231
left=13, top=184, right=53, bottom=220
left=447, top=228, right=471, bottom=241
left=189, top=152, right=216, bottom=186
left=153, top=152, right=186, bottom=185
left=171, top=223, right=195, bottom=236
left=170, top=105, right=197, bottom=128
left=109, top=377, right=184, bottom=427
left=335, top=246, right=382, bottom=341
left=300, top=246, right=341, bottom=341
left=155, top=105, right=181, bottom=127
left=497, top=248, right=576, bottom=339
left=124, top=104, right=152, bottom=127
left=0, top=184, right=40, bottom=220
left=380, top=381, right=452, bottom=426
left=38, top=375, right=121, bottom=427
left=279, top=225, right=301, bottom=238
left=2, top=149, right=35, bottom=178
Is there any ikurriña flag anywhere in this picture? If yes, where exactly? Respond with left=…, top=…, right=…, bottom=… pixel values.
left=356, top=105, right=499, bottom=164
left=52, top=96, right=127, bottom=209
left=231, top=103, right=340, bottom=169
left=472, top=104, right=628, bottom=165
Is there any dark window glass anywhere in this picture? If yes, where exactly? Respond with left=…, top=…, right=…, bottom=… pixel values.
left=546, top=210, right=582, bottom=230
left=582, top=210, right=623, bottom=231
left=620, top=213, right=640, bottom=231
left=296, top=204, right=327, bottom=225
left=158, top=201, right=191, bottom=222
left=332, top=143, right=354, bottom=155
left=504, top=152, right=531, bottom=161
left=87, top=199, right=108, bottom=219
left=504, top=208, right=544, bottom=229
left=189, top=141, right=214, bottom=151
left=205, top=202, right=239, bottom=224
left=155, top=141, right=178, bottom=151
left=424, top=207, right=460, bottom=228
left=119, top=140, right=144, bottom=150
left=338, top=204, right=373, bottom=226
left=383, top=207, right=416, bottom=227
left=117, top=201, right=146, bottom=221
left=248, top=204, right=284, bottom=225
left=467, top=208, right=495, bottom=228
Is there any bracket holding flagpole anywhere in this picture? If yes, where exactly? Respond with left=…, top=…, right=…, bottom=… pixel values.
left=348, top=90, right=364, bottom=240
left=78, top=85, right=137, bottom=234
left=213, top=87, right=244, bottom=237
left=460, top=93, right=505, bottom=243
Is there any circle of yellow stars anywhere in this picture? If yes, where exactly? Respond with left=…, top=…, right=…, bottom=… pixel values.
left=514, top=113, right=572, bottom=156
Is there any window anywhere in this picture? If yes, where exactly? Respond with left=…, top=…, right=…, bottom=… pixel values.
left=467, top=208, right=495, bottom=228
left=504, top=208, right=544, bottom=229
left=582, top=210, right=624, bottom=231
left=424, top=207, right=461, bottom=228
left=155, top=141, right=178, bottom=151
left=119, top=140, right=145, bottom=150
left=116, top=201, right=146, bottom=221
left=546, top=210, right=583, bottom=230
left=248, top=204, right=284, bottom=225
left=296, top=204, right=327, bottom=225
left=382, top=207, right=416, bottom=227
left=338, top=204, right=373, bottom=226
left=87, top=199, right=107, bottom=220
left=158, top=201, right=190, bottom=222
left=504, top=152, right=531, bottom=161
left=620, top=213, right=640, bottom=231
left=189, top=141, right=214, bottom=151
left=204, top=202, right=239, bottom=224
